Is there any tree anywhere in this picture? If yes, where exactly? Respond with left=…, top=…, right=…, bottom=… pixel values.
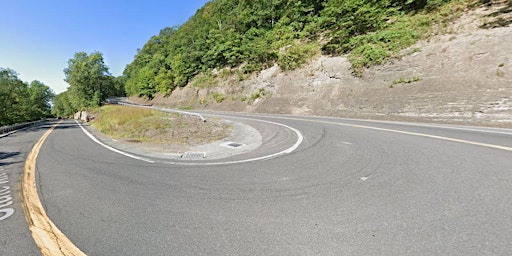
left=27, top=80, right=55, bottom=120
left=64, top=51, right=114, bottom=109
left=0, top=68, right=28, bottom=125
left=51, top=91, right=75, bottom=118
left=122, top=0, right=451, bottom=97
left=321, top=0, right=398, bottom=54
left=0, top=68, right=54, bottom=126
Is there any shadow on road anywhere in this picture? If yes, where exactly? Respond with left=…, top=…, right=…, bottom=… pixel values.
left=0, top=151, right=21, bottom=167
left=28, top=120, right=80, bottom=132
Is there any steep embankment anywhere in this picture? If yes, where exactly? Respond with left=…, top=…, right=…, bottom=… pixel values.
left=131, top=3, right=512, bottom=127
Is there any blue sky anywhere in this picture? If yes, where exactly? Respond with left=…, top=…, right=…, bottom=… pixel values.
left=0, top=0, right=210, bottom=94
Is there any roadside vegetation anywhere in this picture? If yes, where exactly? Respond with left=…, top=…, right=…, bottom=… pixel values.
left=46, top=0, right=481, bottom=119
left=4, top=0, right=491, bottom=129
left=51, top=52, right=125, bottom=118
left=122, top=0, right=476, bottom=99
left=0, top=68, right=54, bottom=126
left=89, top=105, right=231, bottom=145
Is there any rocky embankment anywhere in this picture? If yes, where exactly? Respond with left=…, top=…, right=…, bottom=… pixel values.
left=131, top=3, right=512, bottom=128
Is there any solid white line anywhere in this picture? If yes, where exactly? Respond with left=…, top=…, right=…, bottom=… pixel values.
left=166, top=118, right=304, bottom=165
left=255, top=116, right=512, bottom=152
left=214, top=112, right=512, bottom=135
left=75, top=120, right=155, bottom=163
left=343, top=119, right=512, bottom=135
left=75, top=117, right=304, bottom=165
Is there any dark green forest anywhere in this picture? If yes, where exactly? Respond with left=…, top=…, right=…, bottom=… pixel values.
left=123, top=0, right=458, bottom=99
left=0, top=68, right=54, bottom=126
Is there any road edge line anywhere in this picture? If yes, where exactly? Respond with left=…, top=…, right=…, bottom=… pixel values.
left=21, top=120, right=87, bottom=256
left=75, top=120, right=155, bottom=163
left=267, top=116, right=512, bottom=152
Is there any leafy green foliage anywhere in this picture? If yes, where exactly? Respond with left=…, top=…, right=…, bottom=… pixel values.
left=123, top=0, right=461, bottom=97
left=51, top=91, right=75, bottom=118
left=321, top=0, right=399, bottom=55
left=123, top=0, right=325, bottom=98
left=330, top=1, right=455, bottom=75
left=278, top=42, right=320, bottom=70
left=90, top=105, right=231, bottom=145
left=212, top=92, right=226, bottom=103
left=64, top=51, right=117, bottom=109
left=0, top=68, right=54, bottom=126
left=52, top=51, right=123, bottom=118
left=249, top=88, right=271, bottom=103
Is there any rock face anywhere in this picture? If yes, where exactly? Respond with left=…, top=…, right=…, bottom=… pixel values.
left=74, top=111, right=92, bottom=122
left=131, top=4, right=512, bottom=127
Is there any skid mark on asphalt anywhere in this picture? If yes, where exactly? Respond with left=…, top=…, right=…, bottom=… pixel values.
left=256, top=115, right=512, bottom=152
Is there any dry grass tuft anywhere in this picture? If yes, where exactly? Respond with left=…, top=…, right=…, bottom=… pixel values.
left=90, top=105, right=231, bottom=145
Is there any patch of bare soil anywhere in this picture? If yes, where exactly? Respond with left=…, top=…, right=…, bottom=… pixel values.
left=131, top=2, right=512, bottom=128
left=122, top=117, right=232, bottom=154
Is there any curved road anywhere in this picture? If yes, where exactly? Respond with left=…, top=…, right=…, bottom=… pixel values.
left=3, top=114, right=512, bottom=255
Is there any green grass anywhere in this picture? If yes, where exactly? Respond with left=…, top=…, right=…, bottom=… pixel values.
left=178, top=105, right=194, bottom=110
left=390, top=77, right=422, bottom=88
left=191, top=71, right=217, bottom=89
left=392, top=77, right=422, bottom=85
left=90, top=105, right=171, bottom=142
left=212, top=92, right=226, bottom=103
left=277, top=41, right=321, bottom=71
left=249, top=88, right=271, bottom=103
left=90, top=105, right=232, bottom=145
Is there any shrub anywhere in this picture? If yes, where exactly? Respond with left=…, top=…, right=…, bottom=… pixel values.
left=212, top=92, right=226, bottom=103
left=277, top=42, right=320, bottom=71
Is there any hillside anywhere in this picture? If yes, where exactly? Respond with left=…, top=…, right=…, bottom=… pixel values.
left=127, top=1, right=512, bottom=127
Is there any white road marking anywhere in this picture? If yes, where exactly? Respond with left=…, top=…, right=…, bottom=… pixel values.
left=76, top=120, right=155, bottom=163
left=226, top=113, right=512, bottom=135
left=161, top=118, right=304, bottom=165
left=0, top=172, right=15, bottom=221
left=249, top=115, right=512, bottom=152
left=78, top=110, right=510, bottom=166
left=343, top=118, right=512, bottom=135
left=76, top=117, right=304, bottom=166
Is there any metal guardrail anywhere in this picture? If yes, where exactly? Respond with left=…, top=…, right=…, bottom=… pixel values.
left=0, top=120, right=44, bottom=136
left=150, top=106, right=206, bottom=122
left=115, top=100, right=206, bottom=122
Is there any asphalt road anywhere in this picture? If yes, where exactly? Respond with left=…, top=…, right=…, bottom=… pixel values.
left=3, top=114, right=512, bottom=255
left=0, top=123, right=51, bottom=255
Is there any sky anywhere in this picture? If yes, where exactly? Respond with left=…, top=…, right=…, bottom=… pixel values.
left=0, top=0, right=210, bottom=94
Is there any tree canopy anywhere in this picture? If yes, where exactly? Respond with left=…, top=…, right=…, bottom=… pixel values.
left=123, top=0, right=450, bottom=98
left=64, top=51, right=114, bottom=109
left=52, top=51, right=125, bottom=118
left=0, top=68, right=54, bottom=126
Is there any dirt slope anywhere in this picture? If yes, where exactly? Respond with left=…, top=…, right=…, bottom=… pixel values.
left=131, top=2, right=512, bottom=128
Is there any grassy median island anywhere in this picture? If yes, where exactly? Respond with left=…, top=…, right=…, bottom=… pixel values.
left=89, top=105, right=231, bottom=145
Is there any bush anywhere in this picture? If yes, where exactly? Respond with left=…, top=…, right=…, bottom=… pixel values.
left=212, top=92, right=226, bottom=103
left=277, top=42, right=320, bottom=71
